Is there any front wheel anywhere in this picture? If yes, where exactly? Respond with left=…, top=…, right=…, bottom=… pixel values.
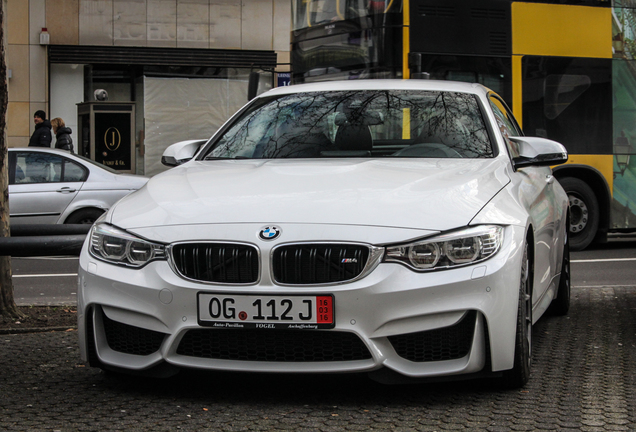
left=558, top=177, right=599, bottom=251
left=502, top=242, right=532, bottom=389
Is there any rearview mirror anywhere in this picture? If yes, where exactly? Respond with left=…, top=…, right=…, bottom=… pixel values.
left=510, top=137, right=568, bottom=169
left=161, top=139, right=207, bottom=167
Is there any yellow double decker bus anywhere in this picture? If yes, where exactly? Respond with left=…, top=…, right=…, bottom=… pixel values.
left=290, top=0, right=636, bottom=250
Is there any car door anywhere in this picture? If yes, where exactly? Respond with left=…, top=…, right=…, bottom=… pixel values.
left=489, top=95, right=560, bottom=305
left=9, top=151, right=87, bottom=225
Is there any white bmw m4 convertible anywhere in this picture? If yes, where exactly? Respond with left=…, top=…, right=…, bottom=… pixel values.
left=78, top=80, right=570, bottom=388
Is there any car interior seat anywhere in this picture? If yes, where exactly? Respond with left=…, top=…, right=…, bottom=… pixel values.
left=334, top=112, right=374, bottom=152
left=259, top=116, right=334, bottom=158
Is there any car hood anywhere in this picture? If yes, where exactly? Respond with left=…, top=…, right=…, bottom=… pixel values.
left=113, top=173, right=150, bottom=188
left=81, top=172, right=149, bottom=191
left=110, top=158, right=510, bottom=231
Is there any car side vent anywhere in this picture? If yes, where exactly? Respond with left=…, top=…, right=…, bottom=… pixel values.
left=102, top=312, right=166, bottom=356
left=388, top=311, right=477, bottom=362
left=273, top=244, right=370, bottom=285
left=171, top=243, right=259, bottom=284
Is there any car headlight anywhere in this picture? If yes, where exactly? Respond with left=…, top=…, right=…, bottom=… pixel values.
left=89, top=223, right=166, bottom=268
left=384, top=225, right=504, bottom=271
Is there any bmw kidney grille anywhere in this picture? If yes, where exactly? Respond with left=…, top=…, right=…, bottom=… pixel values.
left=170, top=243, right=370, bottom=285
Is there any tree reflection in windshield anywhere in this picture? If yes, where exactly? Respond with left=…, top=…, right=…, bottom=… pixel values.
left=204, top=90, right=494, bottom=160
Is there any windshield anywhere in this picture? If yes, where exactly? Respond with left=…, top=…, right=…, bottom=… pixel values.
left=203, top=90, right=494, bottom=160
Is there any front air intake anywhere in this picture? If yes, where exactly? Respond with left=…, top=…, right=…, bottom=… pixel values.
left=177, top=329, right=372, bottom=362
left=102, top=312, right=166, bottom=356
left=388, top=311, right=477, bottom=362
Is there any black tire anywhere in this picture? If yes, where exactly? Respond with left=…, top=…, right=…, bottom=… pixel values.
left=64, top=208, right=104, bottom=225
left=502, top=242, right=532, bottom=389
left=549, top=217, right=571, bottom=316
left=558, top=177, right=599, bottom=251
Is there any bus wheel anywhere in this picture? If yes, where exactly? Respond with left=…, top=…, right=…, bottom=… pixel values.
left=558, top=177, right=599, bottom=251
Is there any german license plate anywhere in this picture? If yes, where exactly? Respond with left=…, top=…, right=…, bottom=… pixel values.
left=197, top=293, right=335, bottom=329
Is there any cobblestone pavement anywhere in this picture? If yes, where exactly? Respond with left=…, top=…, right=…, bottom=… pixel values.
left=0, top=286, right=634, bottom=432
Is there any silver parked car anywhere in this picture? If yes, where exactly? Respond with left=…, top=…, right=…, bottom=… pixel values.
left=9, top=148, right=148, bottom=225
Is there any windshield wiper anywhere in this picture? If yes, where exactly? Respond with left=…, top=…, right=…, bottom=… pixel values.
left=203, top=156, right=251, bottom=160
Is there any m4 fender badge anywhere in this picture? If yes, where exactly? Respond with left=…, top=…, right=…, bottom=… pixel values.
left=259, top=226, right=281, bottom=241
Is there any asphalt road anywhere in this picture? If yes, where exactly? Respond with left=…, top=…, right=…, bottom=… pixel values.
left=568, top=237, right=636, bottom=287
left=12, top=256, right=79, bottom=306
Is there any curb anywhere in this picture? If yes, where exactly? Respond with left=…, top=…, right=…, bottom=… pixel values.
left=0, top=326, right=77, bottom=335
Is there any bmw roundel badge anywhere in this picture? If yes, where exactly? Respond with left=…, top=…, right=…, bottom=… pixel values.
left=259, top=226, right=281, bottom=241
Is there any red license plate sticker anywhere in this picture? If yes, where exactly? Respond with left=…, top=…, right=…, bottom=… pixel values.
left=316, top=296, right=333, bottom=324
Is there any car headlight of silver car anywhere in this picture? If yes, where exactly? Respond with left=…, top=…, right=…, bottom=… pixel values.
left=384, top=225, right=504, bottom=271
left=89, top=223, right=166, bottom=268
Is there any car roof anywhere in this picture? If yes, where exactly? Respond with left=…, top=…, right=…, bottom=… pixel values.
left=9, top=147, right=108, bottom=172
left=9, top=147, right=87, bottom=162
left=258, top=79, right=491, bottom=99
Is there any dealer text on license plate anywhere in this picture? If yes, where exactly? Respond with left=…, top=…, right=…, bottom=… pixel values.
left=197, top=293, right=334, bottom=329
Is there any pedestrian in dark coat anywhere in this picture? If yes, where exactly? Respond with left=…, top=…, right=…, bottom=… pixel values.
left=28, top=110, right=52, bottom=147
left=51, top=117, right=74, bottom=153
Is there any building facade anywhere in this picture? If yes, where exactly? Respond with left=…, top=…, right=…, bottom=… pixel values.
left=5, top=0, right=291, bottom=175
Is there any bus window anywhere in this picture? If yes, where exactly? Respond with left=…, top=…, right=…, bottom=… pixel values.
left=522, top=56, right=612, bottom=156
left=418, top=54, right=512, bottom=104
left=293, top=0, right=402, bottom=30
left=544, top=74, right=591, bottom=120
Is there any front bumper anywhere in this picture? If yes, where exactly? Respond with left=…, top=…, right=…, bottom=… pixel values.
left=78, top=224, right=525, bottom=380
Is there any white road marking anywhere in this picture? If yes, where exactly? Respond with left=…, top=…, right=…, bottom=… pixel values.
left=572, top=257, right=636, bottom=263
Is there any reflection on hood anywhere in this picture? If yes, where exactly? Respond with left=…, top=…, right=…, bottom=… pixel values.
left=111, top=158, right=510, bottom=231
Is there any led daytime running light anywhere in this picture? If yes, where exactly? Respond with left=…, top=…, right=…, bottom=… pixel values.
left=384, top=226, right=503, bottom=271
left=90, top=224, right=165, bottom=268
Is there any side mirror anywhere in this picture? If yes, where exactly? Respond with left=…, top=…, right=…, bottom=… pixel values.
left=161, top=139, right=207, bottom=167
left=510, top=137, right=568, bottom=169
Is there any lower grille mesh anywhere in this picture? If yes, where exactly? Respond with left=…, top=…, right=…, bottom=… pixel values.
left=102, top=312, right=166, bottom=356
left=177, top=329, right=372, bottom=362
left=388, top=311, right=477, bottom=362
